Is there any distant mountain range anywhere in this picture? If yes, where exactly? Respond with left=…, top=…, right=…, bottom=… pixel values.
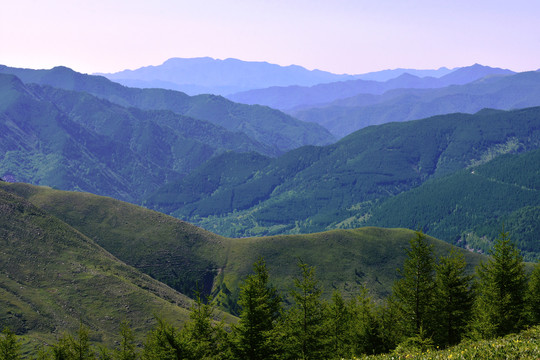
left=96, top=57, right=358, bottom=95
left=96, top=57, right=462, bottom=96
left=293, top=70, right=540, bottom=137
left=227, top=64, right=515, bottom=112
left=0, top=65, right=334, bottom=154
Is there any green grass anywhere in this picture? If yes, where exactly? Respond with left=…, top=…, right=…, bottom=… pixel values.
left=357, top=325, right=540, bottom=360
left=0, top=186, right=196, bottom=353
left=1, top=183, right=487, bottom=315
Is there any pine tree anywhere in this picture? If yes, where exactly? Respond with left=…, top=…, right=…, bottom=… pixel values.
left=325, top=290, right=352, bottom=359
left=526, top=262, right=540, bottom=325
left=283, top=261, right=328, bottom=360
left=233, top=257, right=281, bottom=360
left=392, top=231, right=435, bottom=339
left=472, top=229, right=527, bottom=338
left=432, top=249, right=473, bottom=347
left=142, top=318, right=186, bottom=360
left=182, top=292, right=230, bottom=359
left=0, top=328, right=21, bottom=360
left=113, top=322, right=138, bottom=360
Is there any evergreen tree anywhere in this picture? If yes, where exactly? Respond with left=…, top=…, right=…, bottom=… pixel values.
left=432, top=249, right=474, bottom=347
left=113, top=322, right=138, bottom=360
left=392, top=231, right=436, bottom=339
left=349, top=285, right=385, bottom=355
left=182, top=292, right=230, bottom=359
left=325, top=290, right=352, bottom=359
left=0, top=328, right=21, bottom=360
left=233, top=257, right=281, bottom=360
left=283, top=261, right=328, bottom=360
left=472, top=229, right=527, bottom=338
left=526, top=262, right=540, bottom=325
left=142, top=318, right=186, bottom=360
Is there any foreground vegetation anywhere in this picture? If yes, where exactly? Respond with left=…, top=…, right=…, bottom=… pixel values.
left=2, top=229, right=538, bottom=359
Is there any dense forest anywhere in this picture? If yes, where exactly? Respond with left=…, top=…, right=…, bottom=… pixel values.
left=2, top=231, right=539, bottom=359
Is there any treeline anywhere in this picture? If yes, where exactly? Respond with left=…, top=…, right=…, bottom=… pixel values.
left=2, top=231, right=540, bottom=359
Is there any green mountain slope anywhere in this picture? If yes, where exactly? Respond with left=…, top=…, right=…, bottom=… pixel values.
left=0, top=73, right=275, bottom=201
left=146, top=107, right=540, bottom=241
left=1, top=183, right=486, bottom=316
left=293, top=71, right=540, bottom=137
left=0, top=65, right=335, bottom=153
left=361, top=148, right=540, bottom=260
left=0, top=186, right=194, bottom=350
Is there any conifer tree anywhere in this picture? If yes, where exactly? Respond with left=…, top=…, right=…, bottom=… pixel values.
left=392, top=231, right=435, bottom=339
left=433, top=249, right=473, bottom=347
left=526, top=262, right=540, bottom=325
left=113, top=322, right=138, bottom=360
left=0, top=328, right=21, bottom=360
left=325, top=290, right=352, bottom=359
left=472, top=229, right=527, bottom=338
left=182, top=292, right=230, bottom=359
left=233, top=257, right=281, bottom=360
left=142, top=318, right=185, bottom=360
left=283, top=261, right=328, bottom=360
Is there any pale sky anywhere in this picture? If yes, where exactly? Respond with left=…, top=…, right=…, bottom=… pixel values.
left=1, top=0, right=539, bottom=75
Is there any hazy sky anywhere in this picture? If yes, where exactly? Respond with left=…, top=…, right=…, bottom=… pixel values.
left=2, top=0, right=540, bottom=75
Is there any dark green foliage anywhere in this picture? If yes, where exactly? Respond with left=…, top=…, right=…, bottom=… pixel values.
left=281, top=261, right=328, bottom=360
left=325, top=291, right=352, bottom=358
left=432, top=249, right=474, bottom=346
left=526, top=263, right=540, bottom=324
left=365, top=148, right=540, bottom=260
left=182, top=294, right=230, bottom=360
left=0, top=328, right=21, bottom=360
left=142, top=319, right=186, bottom=360
left=113, top=322, right=138, bottom=360
left=233, top=258, right=281, bottom=360
left=472, top=230, right=528, bottom=338
left=49, top=325, right=96, bottom=360
left=392, top=231, right=435, bottom=338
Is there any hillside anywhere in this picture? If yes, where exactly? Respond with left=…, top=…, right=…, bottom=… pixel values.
left=0, top=186, right=194, bottom=350
left=0, top=182, right=485, bottom=316
left=361, top=148, right=540, bottom=261
left=145, top=107, right=540, bottom=248
left=294, top=71, right=540, bottom=137
left=227, top=64, right=513, bottom=112
left=97, top=57, right=357, bottom=95
left=0, top=65, right=335, bottom=153
left=0, top=73, right=275, bottom=202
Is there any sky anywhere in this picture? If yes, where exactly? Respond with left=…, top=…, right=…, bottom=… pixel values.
left=2, top=0, right=540, bottom=75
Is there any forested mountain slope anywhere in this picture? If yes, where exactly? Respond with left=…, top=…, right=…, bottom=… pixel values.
left=0, top=65, right=335, bottom=153
left=146, top=107, right=540, bottom=246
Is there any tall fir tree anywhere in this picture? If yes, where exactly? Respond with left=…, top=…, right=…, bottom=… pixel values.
left=233, top=257, right=281, bottom=360
left=392, top=231, right=435, bottom=339
left=324, top=290, right=353, bottom=359
left=472, top=229, right=527, bottom=338
left=0, top=328, right=21, bottom=360
left=432, top=249, right=474, bottom=347
left=525, top=262, right=540, bottom=325
left=282, top=261, right=328, bottom=360
left=113, top=322, right=138, bottom=360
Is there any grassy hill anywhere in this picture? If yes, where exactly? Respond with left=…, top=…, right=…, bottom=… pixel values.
left=0, top=65, right=335, bottom=153
left=0, top=182, right=486, bottom=316
left=145, top=107, right=540, bottom=249
left=0, top=186, right=195, bottom=352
